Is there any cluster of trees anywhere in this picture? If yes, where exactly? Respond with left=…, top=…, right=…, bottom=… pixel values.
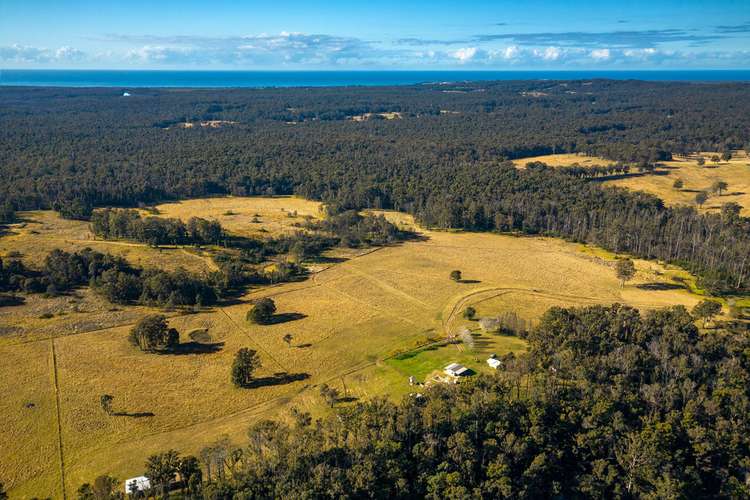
left=94, top=265, right=217, bottom=306
left=305, top=210, right=411, bottom=247
left=91, top=208, right=223, bottom=246
left=0, top=248, right=130, bottom=296
left=558, top=162, right=632, bottom=179
left=0, top=247, right=219, bottom=307
left=75, top=303, right=750, bottom=498
left=128, top=314, right=180, bottom=352
left=76, top=451, right=202, bottom=499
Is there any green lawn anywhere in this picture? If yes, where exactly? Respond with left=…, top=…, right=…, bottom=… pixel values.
left=385, top=333, right=527, bottom=382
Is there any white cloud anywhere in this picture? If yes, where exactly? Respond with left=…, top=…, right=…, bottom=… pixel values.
left=623, top=47, right=657, bottom=59
left=590, top=48, right=611, bottom=60
left=0, top=43, right=87, bottom=63
left=3, top=31, right=750, bottom=69
left=452, top=47, right=478, bottom=62
left=534, top=46, right=562, bottom=61
left=55, top=46, right=85, bottom=61
left=502, top=45, right=520, bottom=59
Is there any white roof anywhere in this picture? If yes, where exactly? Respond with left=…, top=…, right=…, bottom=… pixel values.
left=125, top=476, right=150, bottom=493
left=487, top=358, right=502, bottom=369
left=444, top=363, right=469, bottom=375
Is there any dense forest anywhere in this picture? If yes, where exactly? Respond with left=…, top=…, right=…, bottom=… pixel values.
left=76, top=304, right=750, bottom=499
left=1, top=81, right=749, bottom=293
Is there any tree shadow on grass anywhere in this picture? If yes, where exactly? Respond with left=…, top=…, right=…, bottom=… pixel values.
left=245, top=372, right=310, bottom=388
left=164, top=341, right=225, bottom=355
left=459, top=279, right=482, bottom=284
left=336, top=396, right=359, bottom=404
left=307, top=255, right=349, bottom=265
left=636, top=282, right=685, bottom=291
left=267, top=312, right=307, bottom=325
left=296, top=343, right=313, bottom=349
left=113, top=411, right=155, bottom=418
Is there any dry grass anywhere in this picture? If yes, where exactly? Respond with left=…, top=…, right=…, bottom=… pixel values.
left=151, top=196, right=324, bottom=238
left=0, top=211, right=212, bottom=274
left=0, top=198, right=716, bottom=497
left=512, top=151, right=750, bottom=216
left=512, top=153, right=613, bottom=168
left=0, top=340, right=62, bottom=499
left=603, top=151, right=750, bottom=216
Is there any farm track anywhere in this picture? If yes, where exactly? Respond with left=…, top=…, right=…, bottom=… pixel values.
left=218, top=308, right=288, bottom=373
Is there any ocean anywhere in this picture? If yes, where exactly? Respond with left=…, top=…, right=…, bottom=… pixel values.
left=1, top=70, right=750, bottom=88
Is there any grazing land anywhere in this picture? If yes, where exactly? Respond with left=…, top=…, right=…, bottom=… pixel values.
left=514, top=151, right=750, bottom=215
left=0, top=196, right=713, bottom=498
left=604, top=151, right=750, bottom=216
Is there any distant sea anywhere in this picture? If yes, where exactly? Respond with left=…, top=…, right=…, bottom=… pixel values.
left=2, top=70, right=750, bottom=88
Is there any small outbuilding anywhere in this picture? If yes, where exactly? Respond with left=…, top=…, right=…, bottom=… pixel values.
left=486, top=356, right=502, bottom=369
left=125, top=476, right=150, bottom=494
left=444, top=362, right=469, bottom=377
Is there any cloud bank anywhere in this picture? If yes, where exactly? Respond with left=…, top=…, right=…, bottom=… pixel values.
left=1, top=24, right=749, bottom=69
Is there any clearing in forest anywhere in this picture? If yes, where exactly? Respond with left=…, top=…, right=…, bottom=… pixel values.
left=514, top=151, right=750, bottom=216
left=0, top=197, right=715, bottom=498
left=603, top=151, right=750, bottom=216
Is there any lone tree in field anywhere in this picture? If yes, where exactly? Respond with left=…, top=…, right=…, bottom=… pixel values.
left=696, top=156, right=706, bottom=167
left=464, top=306, right=476, bottom=320
left=450, top=270, right=462, bottom=282
left=711, top=154, right=721, bottom=164
left=722, top=150, right=732, bottom=162
left=231, top=348, right=261, bottom=387
left=100, top=394, right=114, bottom=415
left=246, top=297, right=276, bottom=324
left=711, top=180, right=728, bottom=196
left=692, top=300, right=722, bottom=328
left=319, top=383, right=340, bottom=407
left=615, top=259, right=636, bottom=288
left=695, top=191, right=709, bottom=207
left=283, top=333, right=293, bottom=348
left=129, top=314, right=179, bottom=352
left=0, top=481, right=7, bottom=500
left=672, top=178, right=684, bottom=190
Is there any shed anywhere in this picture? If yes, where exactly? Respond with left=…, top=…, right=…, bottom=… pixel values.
left=444, top=362, right=469, bottom=377
left=487, top=357, right=502, bottom=369
left=125, top=476, right=150, bottom=494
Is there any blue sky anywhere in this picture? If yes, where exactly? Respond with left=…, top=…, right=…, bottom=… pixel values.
left=1, top=0, right=749, bottom=69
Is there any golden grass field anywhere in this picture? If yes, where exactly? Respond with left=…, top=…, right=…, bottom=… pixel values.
left=0, top=197, right=719, bottom=498
left=513, top=151, right=750, bottom=216
left=512, top=152, right=614, bottom=168
left=605, top=151, right=750, bottom=216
